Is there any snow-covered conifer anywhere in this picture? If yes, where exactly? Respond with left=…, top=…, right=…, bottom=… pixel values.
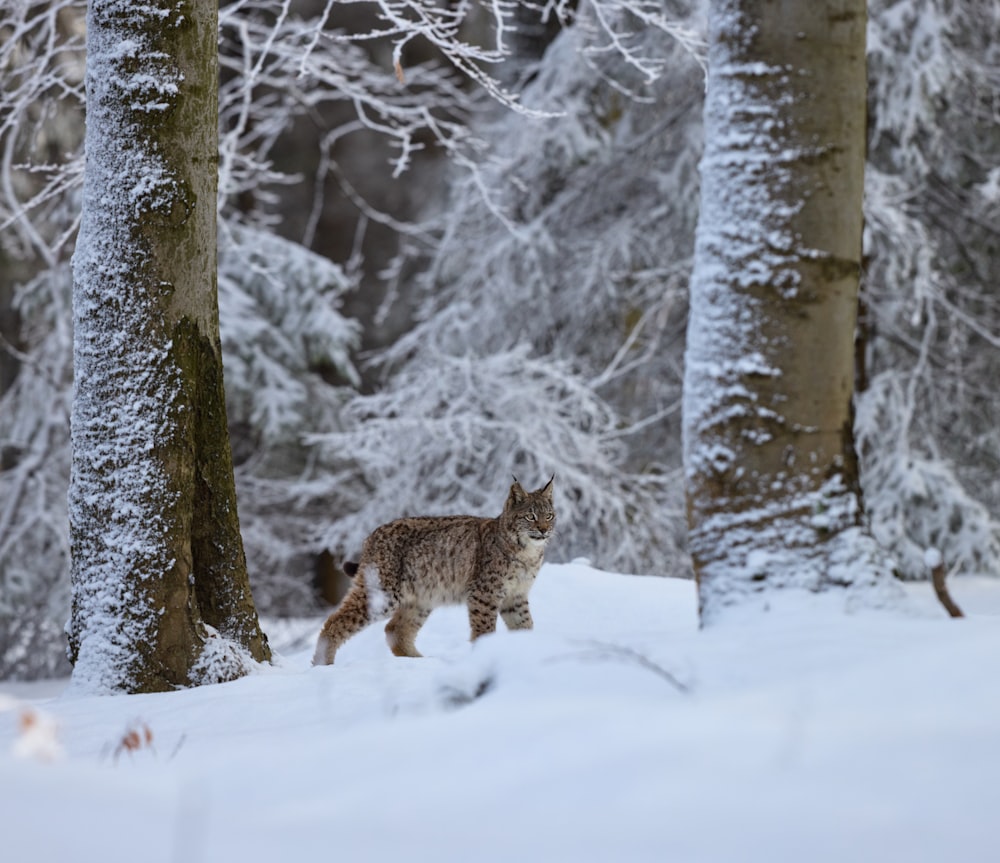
left=310, top=2, right=705, bottom=572
left=859, top=0, right=1000, bottom=578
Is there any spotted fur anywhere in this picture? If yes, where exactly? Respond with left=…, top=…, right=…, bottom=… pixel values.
left=312, top=478, right=556, bottom=665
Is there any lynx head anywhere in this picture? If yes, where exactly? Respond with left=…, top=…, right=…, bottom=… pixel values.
left=503, top=476, right=556, bottom=545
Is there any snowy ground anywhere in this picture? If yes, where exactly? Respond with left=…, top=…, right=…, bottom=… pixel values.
left=2, top=562, right=999, bottom=862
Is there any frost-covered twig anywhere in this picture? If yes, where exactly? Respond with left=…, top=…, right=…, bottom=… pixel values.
left=925, top=548, right=964, bottom=619
left=0, top=1, right=85, bottom=263
left=858, top=0, right=1000, bottom=579
left=302, top=6, right=705, bottom=574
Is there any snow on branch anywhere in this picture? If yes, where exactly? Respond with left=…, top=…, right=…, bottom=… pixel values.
left=306, top=9, right=705, bottom=574
left=218, top=0, right=494, bottom=184
left=860, top=0, right=1000, bottom=578
left=0, top=267, right=74, bottom=680
left=330, top=0, right=521, bottom=106
left=575, top=0, right=706, bottom=88
left=0, top=1, right=85, bottom=264
left=855, top=371, right=1000, bottom=581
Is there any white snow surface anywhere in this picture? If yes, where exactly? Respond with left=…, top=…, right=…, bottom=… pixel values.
left=3, top=562, right=999, bottom=862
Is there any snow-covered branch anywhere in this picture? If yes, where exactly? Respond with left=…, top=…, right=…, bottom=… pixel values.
left=860, top=0, right=1000, bottom=578
left=308, top=8, right=705, bottom=574
left=0, top=1, right=85, bottom=263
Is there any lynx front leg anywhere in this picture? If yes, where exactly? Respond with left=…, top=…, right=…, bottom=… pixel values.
left=467, top=590, right=501, bottom=641
left=500, top=594, right=533, bottom=631
left=385, top=605, right=430, bottom=658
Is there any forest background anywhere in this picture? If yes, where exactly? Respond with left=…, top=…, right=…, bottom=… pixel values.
left=1, top=0, right=998, bottom=680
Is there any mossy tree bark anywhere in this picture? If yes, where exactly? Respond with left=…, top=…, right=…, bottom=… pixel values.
left=683, top=0, right=899, bottom=621
left=68, top=0, right=270, bottom=693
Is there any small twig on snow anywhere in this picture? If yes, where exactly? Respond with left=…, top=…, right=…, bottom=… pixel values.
left=925, top=547, right=964, bottom=618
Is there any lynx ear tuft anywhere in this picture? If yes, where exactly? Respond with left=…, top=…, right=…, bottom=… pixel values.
left=508, top=479, right=527, bottom=506
left=540, top=475, right=555, bottom=497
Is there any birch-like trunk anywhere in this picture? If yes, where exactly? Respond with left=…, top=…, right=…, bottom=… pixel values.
left=68, top=0, right=270, bottom=693
left=683, top=0, right=898, bottom=621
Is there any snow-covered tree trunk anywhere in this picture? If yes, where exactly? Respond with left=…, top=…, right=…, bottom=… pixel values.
left=683, top=0, right=898, bottom=620
left=68, top=0, right=271, bottom=693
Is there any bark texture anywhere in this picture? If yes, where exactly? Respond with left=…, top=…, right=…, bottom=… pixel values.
left=684, top=0, right=896, bottom=620
left=68, top=0, right=270, bottom=693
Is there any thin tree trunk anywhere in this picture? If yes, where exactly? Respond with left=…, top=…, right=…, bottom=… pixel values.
left=684, top=0, right=898, bottom=621
left=68, top=0, right=269, bottom=693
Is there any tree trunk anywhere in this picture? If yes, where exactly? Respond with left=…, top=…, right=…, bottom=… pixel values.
left=68, top=0, right=270, bottom=693
left=683, top=0, right=898, bottom=621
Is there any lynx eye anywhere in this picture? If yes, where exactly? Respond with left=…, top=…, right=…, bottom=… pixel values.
left=526, top=511, right=537, bottom=521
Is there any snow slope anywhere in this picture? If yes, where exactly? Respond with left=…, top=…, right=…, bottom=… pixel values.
left=2, top=563, right=999, bottom=862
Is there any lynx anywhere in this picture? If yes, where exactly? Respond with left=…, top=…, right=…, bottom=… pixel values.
left=312, top=478, right=556, bottom=665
